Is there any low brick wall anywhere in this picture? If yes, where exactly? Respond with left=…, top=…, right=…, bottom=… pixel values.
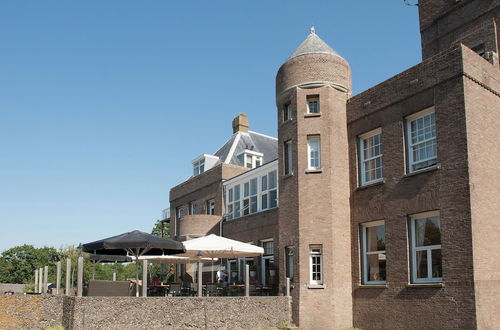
left=0, top=295, right=63, bottom=329
left=0, top=295, right=291, bottom=329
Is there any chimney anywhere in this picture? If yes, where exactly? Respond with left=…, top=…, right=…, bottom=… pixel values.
left=232, top=113, right=249, bottom=133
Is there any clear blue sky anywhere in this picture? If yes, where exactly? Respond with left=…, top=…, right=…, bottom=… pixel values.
left=0, top=1, right=421, bottom=252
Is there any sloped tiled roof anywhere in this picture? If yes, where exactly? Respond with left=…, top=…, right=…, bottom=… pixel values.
left=213, top=131, right=277, bottom=166
left=288, top=26, right=340, bottom=60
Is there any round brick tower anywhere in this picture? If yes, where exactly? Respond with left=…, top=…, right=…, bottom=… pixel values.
left=276, top=27, right=353, bottom=329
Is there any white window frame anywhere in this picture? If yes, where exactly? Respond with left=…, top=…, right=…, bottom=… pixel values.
left=361, top=220, right=386, bottom=285
left=359, top=128, right=383, bottom=186
left=284, top=140, right=293, bottom=175
left=283, top=104, right=292, bottom=121
left=406, top=107, right=437, bottom=173
left=224, top=162, right=278, bottom=220
left=261, top=239, right=274, bottom=286
left=193, top=159, right=205, bottom=176
left=207, top=200, right=215, bottom=215
left=176, top=207, right=184, bottom=220
left=309, top=245, right=323, bottom=285
left=307, top=135, right=321, bottom=170
left=307, top=95, right=320, bottom=114
left=409, top=211, right=442, bottom=284
left=189, top=202, right=197, bottom=215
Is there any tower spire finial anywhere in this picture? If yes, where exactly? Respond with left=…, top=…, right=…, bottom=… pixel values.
left=310, top=25, right=315, bottom=35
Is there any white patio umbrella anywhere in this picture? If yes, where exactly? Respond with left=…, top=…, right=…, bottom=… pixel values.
left=136, top=255, right=217, bottom=264
left=179, top=234, right=264, bottom=296
left=180, top=234, right=264, bottom=258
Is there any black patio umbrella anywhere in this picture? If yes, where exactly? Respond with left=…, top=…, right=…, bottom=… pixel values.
left=83, top=230, right=185, bottom=296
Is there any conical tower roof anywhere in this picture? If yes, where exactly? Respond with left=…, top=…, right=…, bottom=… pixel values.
left=288, top=26, right=340, bottom=60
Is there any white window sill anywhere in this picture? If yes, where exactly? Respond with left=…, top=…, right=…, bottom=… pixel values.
left=304, top=113, right=321, bottom=118
left=305, top=168, right=323, bottom=174
left=283, top=173, right=294, bottom=179
left=406, top=282, right=444, bottom=288
left=357, top=284, right=387, bottom=289
left=405, top=163, right=440, bottom=178
left=307, top=284, right=325, bottom=289
left=356, top=179, right=385, bottom=191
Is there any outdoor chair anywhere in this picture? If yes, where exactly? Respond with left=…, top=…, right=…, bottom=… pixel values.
left=206, top=284, right=218, bottom=296
left=189, top=283, right=198, bottom=296
left=168, top=283, right=181, bottom=297
left=249, top=284, right=258, bottom=296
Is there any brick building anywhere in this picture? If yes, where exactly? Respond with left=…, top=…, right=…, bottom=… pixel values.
left=166, top=0, right=499, bottom=329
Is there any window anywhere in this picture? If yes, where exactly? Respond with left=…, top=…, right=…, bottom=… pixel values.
left=189, top=202, right=197, bottom=215
left=307, top=136, right=321, bottom=170
left=406, top=108, right=437, bottom=173
left=261, top=175, right=268, bottom=210
left=361, top=221, right=386, bottom=284
left=225, top=168, right=278, bottom=220
left=238, top=151, right=263, bottom=169
left=263, top=241, right=273, bottom=256
left=176, top=207, right=184, bottom=220
left=359, top=128, right=383, bottom=185
left=268, top=170, right=278, bottom=208
left=233, top=185, right=241, bottom=218
left=261, top=240, right=275, bottom=286
left=409, top=211, right=442, bottom=283
left=193, top=159, right=205, bottom=176
left=283, top=104, right=292, bottom=121
left=207, top=200, right=215, bottom=215
left=307, top=95, right=319, bottom=114
left=309, top=245, right=323, bottom=285
left=284, top=140, right=293, bottom=175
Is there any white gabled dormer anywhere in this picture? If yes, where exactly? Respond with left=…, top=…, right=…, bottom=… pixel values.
left=192, top=154, right=219, bottom=177
left=237, top=149, right=263, bottom=169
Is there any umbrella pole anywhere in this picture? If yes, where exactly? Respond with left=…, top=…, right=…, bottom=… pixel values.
left=211, top=259, right=214, bottom=283
left=135, top=254, right=139, bottom=297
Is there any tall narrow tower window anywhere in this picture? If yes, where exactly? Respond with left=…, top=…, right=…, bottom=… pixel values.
left=307, top=136, right=321, bottom=170
left=307, top=95, right=320, bottom=114
left=284, top=140, right=293, bottom=175
left=283, top=104, right=292, bottom=121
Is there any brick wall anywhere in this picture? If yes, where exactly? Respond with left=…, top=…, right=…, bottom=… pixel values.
left=346, top=45, right=493, bottom=329
left=463, top=46, right=500, bottom=330
left=418, top=0, right=500, bottom=66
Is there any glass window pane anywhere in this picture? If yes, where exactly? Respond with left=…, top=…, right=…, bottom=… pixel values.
left=250, top=196, right=257, bottom=213
left=234, top=185, right=240, bottom=201
left=416, top=250, right=428, bottom=279
left=415, top=217, right=441, bottom=246
left=268, top=171, right=277, bottom=189
left=261, top=193, right=268, bottom=210
left=431, top=249, right=442, bottom=278
left=243, top=199, right=249, bottom=215
left=366, top=225, right=385, bottom=251
left=367, top=253, right=386, bottom=281
left=244, top=182, right=249, bottom=197
left=250, top=178, right=257, bottom=195
left=269, top=189, right=277, bottom=208
left=261, top=176, right=267, bottom=191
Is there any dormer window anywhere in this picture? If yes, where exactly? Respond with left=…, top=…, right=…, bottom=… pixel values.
left=238, top=150, right=264, bottom=169
left=193, top=159, right=205, bottom=176
left=192, top=154, right=220, bottom=177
